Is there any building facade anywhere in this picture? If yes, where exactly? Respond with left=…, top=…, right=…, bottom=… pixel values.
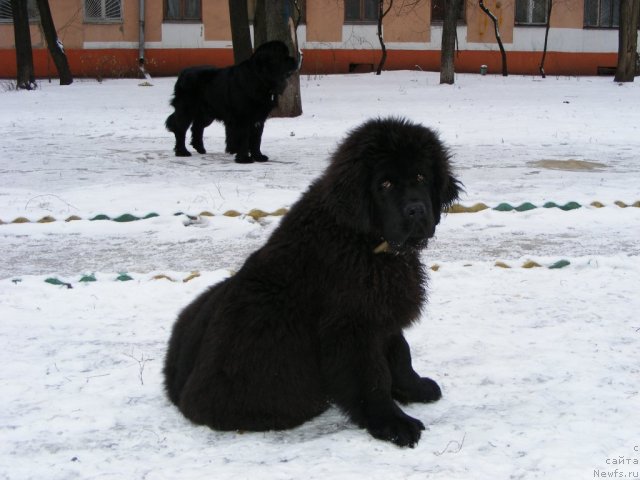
left=0, top=0, right=636, bottom=79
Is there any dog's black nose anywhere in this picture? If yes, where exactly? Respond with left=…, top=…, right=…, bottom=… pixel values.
left=404, top=202, right=427, bottom=219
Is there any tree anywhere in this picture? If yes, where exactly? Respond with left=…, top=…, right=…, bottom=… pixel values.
left=614, top=0, right=640, bottom=82
left=254, top=0, right=303, bottom=117
left=36, top=0, right=73, bottom=85
left=478, top=0, right=508, bottom=76
left=538, top=0, right=553, bottom=78
left=10, top=0, right=36, bottom=90
left=375, top=0, right=394, bottom=75
left=440, top=0, right=463, bottom=84
left=228, top=0, right=253, bottom=63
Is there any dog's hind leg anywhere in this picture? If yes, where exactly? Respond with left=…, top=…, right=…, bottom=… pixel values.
left=166, top=111, right=192, bottom=157
left=190, top=115, right=213, bottom=154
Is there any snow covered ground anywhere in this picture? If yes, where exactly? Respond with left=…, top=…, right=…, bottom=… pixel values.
left=1, top=72, right=639, bottom=480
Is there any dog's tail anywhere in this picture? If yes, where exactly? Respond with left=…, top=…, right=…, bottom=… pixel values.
left=165, top=112, right=176, bottom=133
left=165, top=69, right=191, bottom=132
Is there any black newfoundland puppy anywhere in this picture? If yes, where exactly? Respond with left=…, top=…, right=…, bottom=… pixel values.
left=165, top=40, right=298, bottom=162
left=164, top=117, right=461, bottom=447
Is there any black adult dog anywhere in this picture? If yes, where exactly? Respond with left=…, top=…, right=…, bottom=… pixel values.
left=163, top=117, right=462, bottom=447
left=165, top=40, right=298, bottom=162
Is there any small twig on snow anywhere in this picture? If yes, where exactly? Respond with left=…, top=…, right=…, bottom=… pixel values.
left=434, top=433, right=466, bottom=456
left=124, top=350, right=153, bottom=385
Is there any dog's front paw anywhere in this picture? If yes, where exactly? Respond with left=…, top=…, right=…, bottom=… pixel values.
left=413, top=377, right=442, bottom=403
left=175, top=148, right=191, bottom=157
left=251, top=153, right=269, bottom=162
left=367, top=413, right=425, bottom=448
left=235, top=155, right=254, bottom=164
left=409, top=377, right=442, bottom=403
left=394, top=377, right=442, bottom=404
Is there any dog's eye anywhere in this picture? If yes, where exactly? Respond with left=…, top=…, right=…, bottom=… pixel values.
left=417, top=174, right=425, bottom=183
left=381, top=180, right=393, bottom=190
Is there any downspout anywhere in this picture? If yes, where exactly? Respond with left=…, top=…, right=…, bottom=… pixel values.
left=138, top=0, right=151, bottom=80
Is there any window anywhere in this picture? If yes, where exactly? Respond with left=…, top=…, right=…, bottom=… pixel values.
left=515, top=0, right=549, bottom=25
left=345, top=0, right=378, bottom=23
left=85, top=0, right=122, bottom=22
left=165, top=0, right=201, bottom=22
left=0, top=0, right=39, bottom=23
left=584, top=0, right=619, bottom=28
left=431, top=0, right=465, bottom=24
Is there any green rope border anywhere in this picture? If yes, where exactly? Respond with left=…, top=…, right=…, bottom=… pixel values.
left=2, top=201, right=639, bottom=226
left=10, top=259, right=576, bottom=288
left=0, top=208, right=289, bottom=225
left=448, top=200, right=640, bottom=213
left=34, top=271, right=203, bottom=288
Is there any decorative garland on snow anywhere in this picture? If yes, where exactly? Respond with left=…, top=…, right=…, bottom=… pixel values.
left=32, top=271, right=204, bottom=289
left=8, top=259, right=577, bottom=288
left=447, top=200, right=640, bottom=213
left=1, top=201, right=639, bottom=226
left=0, top=208, right=289, bottom=225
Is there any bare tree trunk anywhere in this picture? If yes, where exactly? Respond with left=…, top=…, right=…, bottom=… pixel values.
left=254, top=0, right=266, bottom=47
left=440, top=0, right=463, bottom=84
left=614, top=0, right=639, bottom=82
left=538, top=0, right=553, bottom=78
left=254, top=0, right=302, bottom=117
left=375, top=0, right=393, bottom=75
left=229, top=0, right=253, bottom=63
left=10, top=0, right=36, bottom=90
left=479, top=0, right=508, bottom=76
left=35, top=0, right=73, bottom=85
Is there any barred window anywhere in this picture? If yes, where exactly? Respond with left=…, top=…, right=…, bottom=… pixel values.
left=515, top=0, right=550, bottom=25
left=165, top=0, right=201, bottom=21
left=584, top=0, right=620, bottom=28
left=85, top=0, right=122, bottom=23
left=0, top=0, right=39, bottom=23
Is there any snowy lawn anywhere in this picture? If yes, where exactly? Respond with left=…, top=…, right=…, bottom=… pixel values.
left=1, top=72, right=639, bottom=479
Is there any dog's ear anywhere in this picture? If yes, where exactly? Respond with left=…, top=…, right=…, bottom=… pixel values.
left=318, top=159, right=373, bottom=235
left=316, top=120, right=376, bottom=234
left=433, top=173, right=463, bottom=225
left=441, top=174, right=462, bottom=210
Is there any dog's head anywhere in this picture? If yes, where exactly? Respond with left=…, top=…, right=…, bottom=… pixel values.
left=252, top=40, right=299, bottom=94
left=321, top=117, right=462, bottom=253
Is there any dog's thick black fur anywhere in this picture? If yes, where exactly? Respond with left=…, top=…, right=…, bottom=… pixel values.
left=163, top=117, right=461, bottom=447
left=165, top=40, right=297, bottom=162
